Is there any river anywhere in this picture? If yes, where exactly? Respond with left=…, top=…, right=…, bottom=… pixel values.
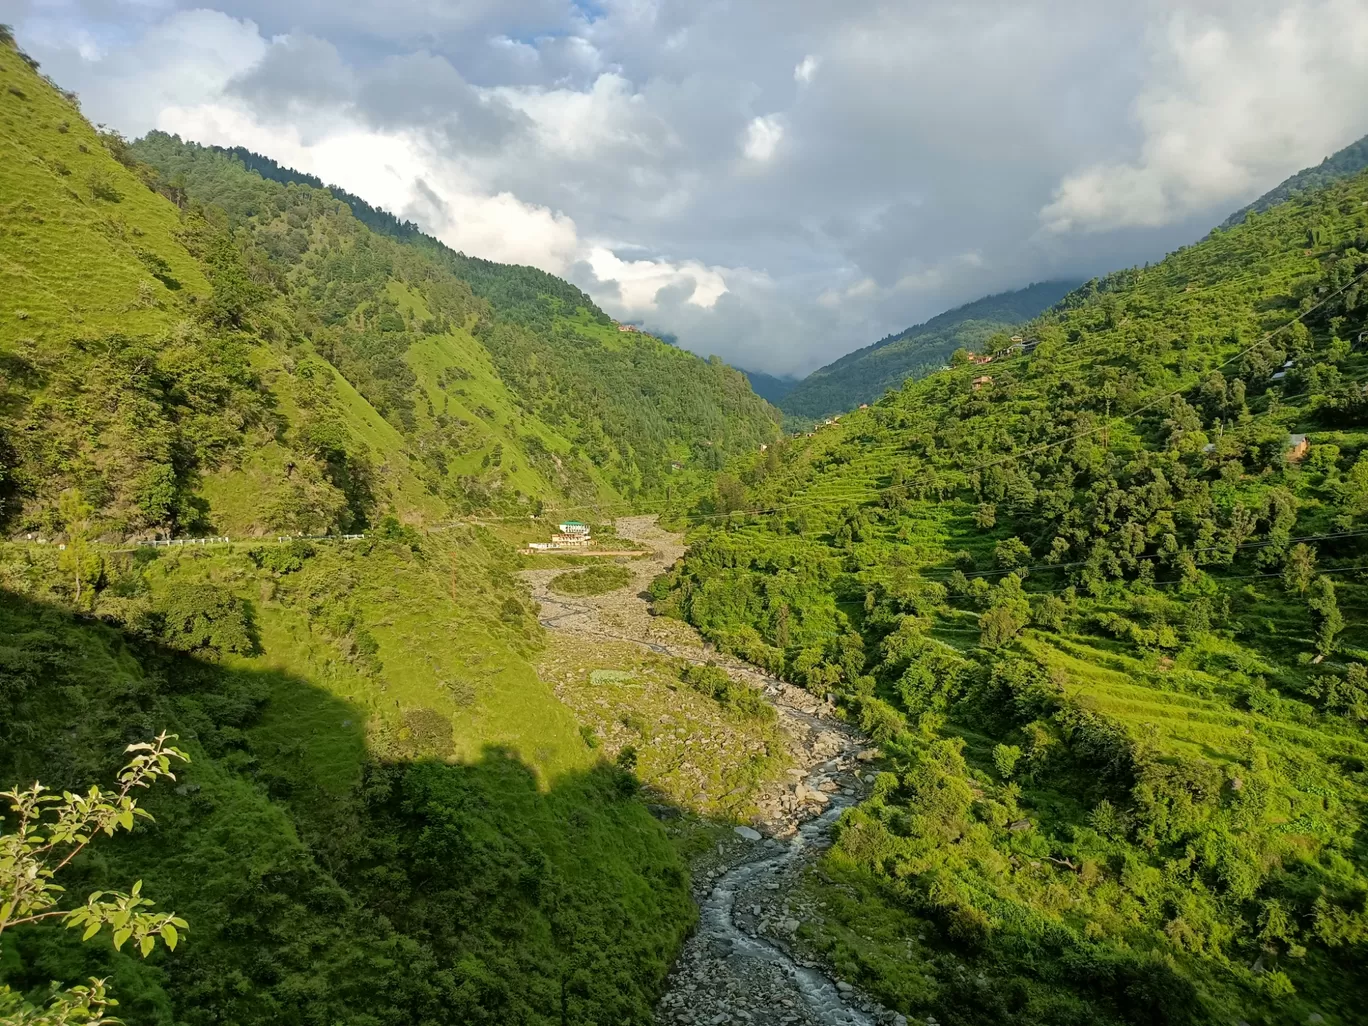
left=523, top=516, right=903, bottom=1026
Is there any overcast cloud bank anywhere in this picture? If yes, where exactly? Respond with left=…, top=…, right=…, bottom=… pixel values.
left=9, top=0, right=1367, bottom=374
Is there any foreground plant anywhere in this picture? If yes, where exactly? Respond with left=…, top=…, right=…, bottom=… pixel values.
left=0, top=734, right=190, bottom=1025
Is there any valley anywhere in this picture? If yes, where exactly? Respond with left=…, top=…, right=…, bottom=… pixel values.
left=526, top=518, right=897, bottom=1025
left=3, top=18, right=1368, bottom=1026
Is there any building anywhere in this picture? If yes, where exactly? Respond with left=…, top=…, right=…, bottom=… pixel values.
left=858, top=403, right=869, bottom=410
left=972, top=375, right=993, bottom=391
left=557, top=521, right=591, bottom=537
left=1286, top=434, right=1310, bottom=463
left=969, top=353, right=994, bottom=366
left=616, top=323, right=641, bottom=333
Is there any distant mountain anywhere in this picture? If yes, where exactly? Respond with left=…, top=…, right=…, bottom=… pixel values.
left=778, top=280, right=1080, bottom=419
left=1218, top=131, right=1368, bottom=230
left=738, top=368, right=800, bottom=405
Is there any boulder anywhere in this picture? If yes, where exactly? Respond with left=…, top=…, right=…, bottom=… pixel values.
left=734, top=825, right=763, bottom=841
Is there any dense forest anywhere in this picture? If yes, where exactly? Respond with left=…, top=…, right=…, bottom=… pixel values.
left=779, top=280, right=1080, bottom=420
left=654, top=165, right=1368, bottom=1024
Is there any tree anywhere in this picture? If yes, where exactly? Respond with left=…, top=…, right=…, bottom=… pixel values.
left=980, top=604, right=1028, bottom=649
left=1307, top=575, right=1344, bottom=657
left=1282, top=543, right=1317, bottom=596
left=992, top=743, right=1022, bottom=779
left=994, top=537, right=1031, bottom=569
left=714, top=474, right=746, bottom=515
left=57, top=489, right=96, bottom=606
left=1, top=734, right=189, bottom=1025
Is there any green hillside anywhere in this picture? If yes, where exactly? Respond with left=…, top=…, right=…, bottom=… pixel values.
left=129, top=132, right=780, bottom=511
left=738, top=366, right=800, bottom=405
left=779, top=280, right=1080, bottom=420
left=0, top=30, right=781, bottom=1025
left=656, top=167, right=1368, bottom=1024
left=1219, top=130, right=1368, bottom=230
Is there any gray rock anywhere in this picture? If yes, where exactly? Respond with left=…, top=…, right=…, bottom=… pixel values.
left=836, top=981, right=853, bottom=993
left=734, top=825, right=763, bottom=841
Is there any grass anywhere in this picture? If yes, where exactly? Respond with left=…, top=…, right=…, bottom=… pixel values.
left=536, top=635, right=792, bottom=820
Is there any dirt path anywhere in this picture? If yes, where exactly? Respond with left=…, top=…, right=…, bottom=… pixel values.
left=523, top=517, right=905, bottom=1026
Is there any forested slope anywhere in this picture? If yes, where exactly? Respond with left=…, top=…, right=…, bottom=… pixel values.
left=656, top=167, right=1368, bottom=1025
left=0, top=44, right=776, bottom=542
left=0, top=31, right=745, bottom=1025
left=779, top=280, right=1079, bottom=420
left=130, top=132, right=779, bottom=510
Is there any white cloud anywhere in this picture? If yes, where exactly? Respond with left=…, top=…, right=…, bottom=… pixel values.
left=13, top=0, right=1368, bottom=376
left=794, top=54, right=820, bottom=84
left=585, top=248, right=729, bottom=313
left=742, top=114, right=785, bottom=162
left=156, top=100, right=585, bottom=271
left=1041, top=0, right=1368, bottom=233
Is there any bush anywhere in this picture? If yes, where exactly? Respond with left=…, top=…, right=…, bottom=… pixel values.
left=679, top=662, right=773, bottom=721
left=548, top=562, right=632, bottom=596
left=153, top=582, right=256, bottom=655
left=249, top=539, right=316, bottom=574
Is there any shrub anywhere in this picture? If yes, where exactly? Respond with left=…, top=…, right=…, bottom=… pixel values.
left=87, top=168, right=121, bottom=202
left=154, top=582, right=256, bottom=655
left=548, top=562, right=632, bottom=596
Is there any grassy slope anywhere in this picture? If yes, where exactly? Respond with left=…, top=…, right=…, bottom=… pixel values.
left=128, top=132, right=779, bottom=514
left=0, top=523, right=696, bottom=1026
left=0, top=56, right=208, bottom=343
left=659, top=171, right=1368, bottom=1024
left=779, top=280, right=1081, bottom=419
left=0, top=35, right=773, bottom=1026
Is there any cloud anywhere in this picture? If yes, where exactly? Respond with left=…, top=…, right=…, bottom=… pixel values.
left=12, top=0, right=1368, bottom=376
left=742, top=114, right=785, bottom=162
left=1041, top=0, right=1368, bottom=233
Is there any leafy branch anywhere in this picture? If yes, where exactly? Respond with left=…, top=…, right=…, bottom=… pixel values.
left=0, top=734, right=190, bottom=1025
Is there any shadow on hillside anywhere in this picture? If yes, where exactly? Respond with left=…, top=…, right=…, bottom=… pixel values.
left=0, top=588, right=693, bottom=1026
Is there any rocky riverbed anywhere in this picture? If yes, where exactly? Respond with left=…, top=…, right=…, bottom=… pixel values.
left=523, top=516, right=907, bottom=1026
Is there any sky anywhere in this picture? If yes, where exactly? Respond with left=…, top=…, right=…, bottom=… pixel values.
left=6, top=0, right=1368, bottom=376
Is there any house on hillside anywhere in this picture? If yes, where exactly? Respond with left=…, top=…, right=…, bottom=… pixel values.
left=972, top=375, right=993, bottom=391
left=616, top=323, right=641, bottom=333
left=1286, top=434, right=1310, bottom=463
left=557, top=521, right=591, bottom=537
left=969, top=353, right=994, bottom=366
left=859, top=403, right=869, bottom=410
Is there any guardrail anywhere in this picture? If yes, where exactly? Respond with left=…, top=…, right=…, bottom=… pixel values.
left=9, top=533, right=367, bottom=550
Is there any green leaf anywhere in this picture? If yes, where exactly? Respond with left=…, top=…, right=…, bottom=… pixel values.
left=117, top=809, right=134, bottom=831
left=140, top=935, right=155, bottom=958
left=82, top=921, right=102, bottom=941
left=112, top=927, right=131, bottom=951
left=162, top=923, right=178, bottom=950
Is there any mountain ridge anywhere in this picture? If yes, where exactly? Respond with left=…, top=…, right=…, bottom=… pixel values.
left=778, top=279, right=1081, bottom=419
left=1218, top=129, right=1368, bottom=231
